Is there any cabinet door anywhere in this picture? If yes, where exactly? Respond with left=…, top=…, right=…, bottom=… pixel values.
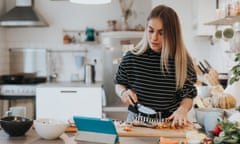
left=36, top=87, right=102, bottom=122
left=192, top=0, right=216, bottom=36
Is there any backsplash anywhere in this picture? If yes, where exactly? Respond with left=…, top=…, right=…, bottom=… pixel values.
left=47, top=44, right=104, bottom=82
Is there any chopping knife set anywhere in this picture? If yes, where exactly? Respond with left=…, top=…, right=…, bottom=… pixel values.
left=195, top=59, right=220, bottom=86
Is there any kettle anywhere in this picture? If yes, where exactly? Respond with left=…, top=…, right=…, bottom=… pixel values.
left=84, top=64, right=95, bottom=84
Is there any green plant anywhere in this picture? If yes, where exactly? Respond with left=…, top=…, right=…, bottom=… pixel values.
left=229, top=53, right=240, bottom=84
left=213, top=120, right=240, bottom=144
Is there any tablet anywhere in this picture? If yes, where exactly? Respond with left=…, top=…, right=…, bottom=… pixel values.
left=73, top=116, right=119, bottom=144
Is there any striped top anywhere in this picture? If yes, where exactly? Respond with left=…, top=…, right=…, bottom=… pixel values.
left=114, top=48, right=197, bottom=117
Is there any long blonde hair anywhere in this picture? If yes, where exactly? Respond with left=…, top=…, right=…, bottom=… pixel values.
left=131, top=5, right=193, bottom=89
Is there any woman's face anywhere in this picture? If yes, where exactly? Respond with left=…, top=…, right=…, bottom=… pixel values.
left=147, top=18, right=164, bottom=52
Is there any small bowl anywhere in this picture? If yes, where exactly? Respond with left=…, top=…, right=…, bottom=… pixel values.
left=196, top=86, right=212, bottom=98
left=34, top=118, right=68, bottom=140
left=0, top=116, right=33, bottom=136
left=195, top=108, right=224, bottom=127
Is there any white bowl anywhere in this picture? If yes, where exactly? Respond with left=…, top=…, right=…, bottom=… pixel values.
left=196, top=86, right=212, bottom=98
left=195, top=108, right=224, bottom=127
left=34, top=119, right=68, bottom=140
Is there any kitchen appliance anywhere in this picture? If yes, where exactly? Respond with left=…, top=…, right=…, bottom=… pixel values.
left=84, top=64, right=95, bottom=84
left=0, top=74, right=47, bottom=119
left=0, top=74, right=47, bottom=96
left=0, top=0, right=48, bottom=27
left=100, top=31, right=143, bottom=120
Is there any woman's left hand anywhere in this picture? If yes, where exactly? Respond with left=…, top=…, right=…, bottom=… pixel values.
left=167, top=107, right=190, bottom=127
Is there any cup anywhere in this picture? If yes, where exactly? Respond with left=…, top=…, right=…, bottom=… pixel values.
left=5, top=106, right=27, bottom=118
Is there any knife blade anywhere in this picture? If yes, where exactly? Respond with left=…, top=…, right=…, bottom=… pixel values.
left=129, top=97, right=156, bottom=115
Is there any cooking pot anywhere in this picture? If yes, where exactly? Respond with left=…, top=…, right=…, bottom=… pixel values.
left=84, top=64, right=95, bottom=84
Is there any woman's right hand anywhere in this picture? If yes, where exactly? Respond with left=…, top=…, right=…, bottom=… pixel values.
left=120, top=89, right=138, bottom=106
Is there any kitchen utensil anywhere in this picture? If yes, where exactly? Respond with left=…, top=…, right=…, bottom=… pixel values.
left=194, top=108, right=224, bottom=128
left=203, top=59, right=212, bottom=69
left=34, top=118, right=68, bottom=140
left=199, top=62, right=209, bottom=73
left=117, top=122, right=196, bottom=138
left=204, top=112, right=222, bottom=137
left=196, top=85, right=212, bottom=98
left=84, top=64, right=95, bottom=84
left=136, top=103, right=156, bottom=115
left=129, top=97, right=156, bottom=115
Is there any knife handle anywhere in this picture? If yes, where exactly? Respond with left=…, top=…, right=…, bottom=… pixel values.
left=199, top=62, right=209, bottom=73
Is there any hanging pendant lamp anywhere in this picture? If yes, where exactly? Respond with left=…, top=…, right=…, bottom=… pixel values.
left=70, top=0, right=111, bottom=4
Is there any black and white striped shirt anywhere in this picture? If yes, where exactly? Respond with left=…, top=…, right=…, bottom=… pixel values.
left=114, top=48, right=197, bottom=117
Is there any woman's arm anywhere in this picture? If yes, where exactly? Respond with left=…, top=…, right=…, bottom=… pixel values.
left=168, top=63, right=197, bottom=126
left=115, top=84, right=137, bottom=106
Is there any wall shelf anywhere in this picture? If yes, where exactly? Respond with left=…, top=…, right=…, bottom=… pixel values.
left=205, top=16, right=240, bottom=26
left=62, top=29, right=103, bottom=45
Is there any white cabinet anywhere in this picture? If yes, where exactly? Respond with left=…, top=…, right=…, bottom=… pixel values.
left=192, top=0, right=216, bottom=36
left=36, top=83, right=103, bottom=122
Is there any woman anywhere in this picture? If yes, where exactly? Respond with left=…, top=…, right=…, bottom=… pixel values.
left=114, top=5, right=197, bottom=126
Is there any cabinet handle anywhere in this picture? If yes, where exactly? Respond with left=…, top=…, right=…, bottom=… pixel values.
left=60, top=90, right=77, bottom=93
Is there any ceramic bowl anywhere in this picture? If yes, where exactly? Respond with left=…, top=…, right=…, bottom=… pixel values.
left=196, top=86, right=212, bottom=98
left=0, top=116, right=33, bottom=136
left=194, top=108, right=224, bottom=127
left=34, top=118, right=68, bottom=140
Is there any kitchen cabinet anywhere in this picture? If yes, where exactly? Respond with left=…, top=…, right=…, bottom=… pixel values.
left=192, top=0, right=217, bottom=36
left=36, top=82, right=103, bottom=122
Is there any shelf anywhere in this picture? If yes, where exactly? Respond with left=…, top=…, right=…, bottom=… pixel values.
left=47, top=49, right=88, bottom=53
left=63, top=29, right=102, bottom=45
left=205, top=16, right=240, bottom=26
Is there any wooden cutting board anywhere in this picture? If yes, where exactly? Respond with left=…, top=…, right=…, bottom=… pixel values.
left=116, top=124, right=197, bottom=138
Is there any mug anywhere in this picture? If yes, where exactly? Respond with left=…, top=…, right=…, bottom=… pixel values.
left=85, top=28, right=95, bottom=41
left=5, top=106, right=27, bottom=117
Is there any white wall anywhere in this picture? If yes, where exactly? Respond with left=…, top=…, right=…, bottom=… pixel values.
left=4, top=0, right=151, bottom=82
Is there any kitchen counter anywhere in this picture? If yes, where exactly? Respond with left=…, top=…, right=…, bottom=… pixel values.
left=0, top=129, right=159, bottom=144
left=37, top=81, right=103, bottom=88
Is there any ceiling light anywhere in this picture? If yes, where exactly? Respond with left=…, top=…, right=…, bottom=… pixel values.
left=70, top=0, right=111, bottom=4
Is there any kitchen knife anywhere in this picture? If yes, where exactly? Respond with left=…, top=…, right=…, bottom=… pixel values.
left=129, top=97, right=156, bottom=115
left=199, top=62, right=209, bottom=73
left=197, top=65, right=206, bottom=74
left=203, top=59, right=212, bottom=69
